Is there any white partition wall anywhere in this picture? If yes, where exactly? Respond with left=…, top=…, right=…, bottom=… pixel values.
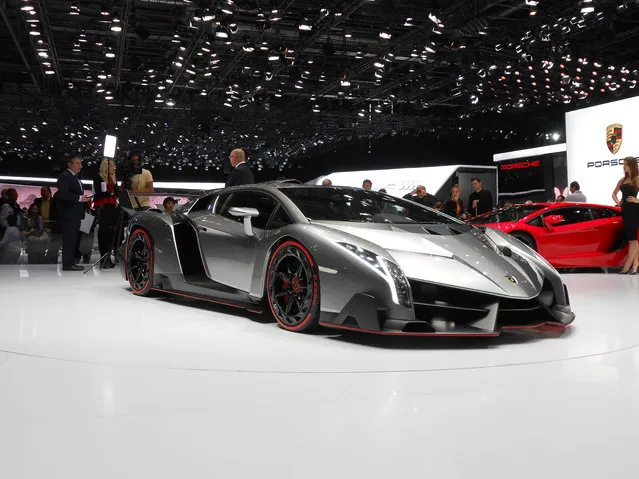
left=316, top=165, right=497, bottom=199
left=566, top=96, right=639, bottom=205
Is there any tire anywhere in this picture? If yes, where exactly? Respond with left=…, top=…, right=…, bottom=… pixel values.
left=511, top=231, right=537, bottom=251
left=266, top=240, right=320, bottom=332
left=126, top=229, right=154, bottom=296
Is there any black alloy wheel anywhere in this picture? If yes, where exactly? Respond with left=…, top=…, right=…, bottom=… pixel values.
left=267, top=241, right=320, bottom=332
left=127, top=229, right=154, bottom=296
left=511, top=232, right=537, bottom=251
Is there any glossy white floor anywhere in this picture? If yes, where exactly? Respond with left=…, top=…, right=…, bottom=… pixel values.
left=1, top=264, right=638, bottom=479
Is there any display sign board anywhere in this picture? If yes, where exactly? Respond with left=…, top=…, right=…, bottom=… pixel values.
left=566, top=96, right=639, bottom=205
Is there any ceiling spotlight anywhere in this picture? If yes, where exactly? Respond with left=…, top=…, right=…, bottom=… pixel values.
left=243, top=43, right=255, bottom=52
left=154, top=94, right=164, bottom=103
left=215, top=26, right=228, bottom=38
left=357, top=110, right=366, bottom=117
left=340, top=79, right=351, bottom=87
left=295, top=80, right=303, bottom=89
left=221, top=0, right=235, bottom=15
left=299, top=21, right=312, bottom=31
left=581, top=0, right=595, bottom=14
left=379, top=32, right=392, bottom=40
left=404, top=17, right=414, bottom=27
left=268, top=50, right=279, bottom=61
left=373, top=61, right=384, bottom=69
left=313, top=105, right=320, bottom=113
left=166, top=98, right=176, bottom=107
left=44, top=69, right=55, bottom=75
left=105, top=47, right=115, bottom=58
left=428, top=13, right=441, bottom=24
left=111, top=15, right=122, bottom=32
left=21, top=5, right=35, bottom=11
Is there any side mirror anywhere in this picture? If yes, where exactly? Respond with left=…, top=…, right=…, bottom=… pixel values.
left=543, top=214, right=564, bottom=230
left=229, top=207, right=260, bottom=236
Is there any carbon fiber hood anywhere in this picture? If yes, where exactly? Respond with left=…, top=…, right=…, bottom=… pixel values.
left=313, top=221, right=543, bottom=299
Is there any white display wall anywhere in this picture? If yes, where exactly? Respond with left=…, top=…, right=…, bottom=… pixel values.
left=317, top=165, right=496, bottom=199
left=566, top=96, right=639, bottom=205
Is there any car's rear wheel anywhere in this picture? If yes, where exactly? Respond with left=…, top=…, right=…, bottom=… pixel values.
left=127, top=229, right=154, bottom=296
left=267, top=241, right=320, bottom=332
left=511, top=231, right=537, bottom=251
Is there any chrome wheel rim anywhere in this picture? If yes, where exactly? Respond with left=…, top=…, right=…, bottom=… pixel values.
left=129, top=234, right=151, bottom=291
left=268, top=246, right=314, bottom=326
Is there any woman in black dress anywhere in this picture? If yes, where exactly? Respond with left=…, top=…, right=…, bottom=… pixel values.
left=612, top=156, right=639, bottom=274
left=93, top=158, right=119, bottom=269
left=442, top=184, right=468, bottom=220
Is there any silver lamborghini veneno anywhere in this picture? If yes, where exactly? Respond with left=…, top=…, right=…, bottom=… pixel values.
left=118, top=183, right=575, bottom=336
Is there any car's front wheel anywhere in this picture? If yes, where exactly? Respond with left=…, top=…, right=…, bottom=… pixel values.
left=511, top=231, right=537, bottom=251
left=127, top=229, right=154, bottom=296
left=266, top=241, right=320, bottom=332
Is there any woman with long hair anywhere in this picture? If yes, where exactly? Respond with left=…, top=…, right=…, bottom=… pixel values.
left=442, top=184, right=468, bottom=220
left=93, top=158, right=119, bottom=269
left=612, top=156, right=639, bottom=274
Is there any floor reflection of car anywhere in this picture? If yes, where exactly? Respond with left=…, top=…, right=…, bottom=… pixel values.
left=470, top=203, right=625, bottom=268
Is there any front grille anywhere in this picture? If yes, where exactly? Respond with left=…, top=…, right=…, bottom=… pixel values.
left=408, top=279, right=555, bottom=328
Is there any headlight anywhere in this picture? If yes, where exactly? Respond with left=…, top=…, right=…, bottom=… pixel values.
left=338, top=242, right=412, bottom=308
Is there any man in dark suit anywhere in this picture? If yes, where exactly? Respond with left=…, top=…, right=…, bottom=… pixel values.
left=468, top=177, right=494, bottom=217
left=225, top=149, right=255, bottom=187
left=56, top=157, right=90, bottom=271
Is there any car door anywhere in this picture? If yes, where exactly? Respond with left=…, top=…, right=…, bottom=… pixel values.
left=537, top=206, right=602, bottom=258
left=589, top=206, right=624, bottom=252
left=194, top=190, right=279, bottom=292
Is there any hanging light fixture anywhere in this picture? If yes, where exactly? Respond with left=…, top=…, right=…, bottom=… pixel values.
left=111, top=14, right=122, bottom=32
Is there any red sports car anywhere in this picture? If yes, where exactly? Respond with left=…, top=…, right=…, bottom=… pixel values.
left=471, top=203, right=626, bottom=268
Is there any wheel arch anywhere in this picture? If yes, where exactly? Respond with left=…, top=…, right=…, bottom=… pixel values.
left=126, top=226, right=155, bottom=295
left=254, top=235, right=315, bottom=299
left=509, top=230, right=538, bottom=249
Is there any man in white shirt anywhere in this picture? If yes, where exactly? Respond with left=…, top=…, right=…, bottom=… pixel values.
left=565, top=181, right=587, bottom=202
left=128, top=153, right=154, bottom=209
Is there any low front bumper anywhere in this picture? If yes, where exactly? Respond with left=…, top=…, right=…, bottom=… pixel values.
left=318, top=282, right=575, bottom=337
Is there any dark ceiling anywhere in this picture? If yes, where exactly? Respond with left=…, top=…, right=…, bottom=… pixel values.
left=1, top=0, right=639, bottom=175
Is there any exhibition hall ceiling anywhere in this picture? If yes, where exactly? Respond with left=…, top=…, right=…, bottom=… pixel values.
left=1, top=0, right=639, bottom=170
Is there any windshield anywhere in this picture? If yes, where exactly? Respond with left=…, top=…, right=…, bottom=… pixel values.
left=472, top=205, right=545, bottom=224
left=280, top=187, right=464, bottom=225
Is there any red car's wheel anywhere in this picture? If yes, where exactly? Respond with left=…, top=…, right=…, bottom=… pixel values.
left=127, top=229, right=154, bottom=296
left=511, top=231, right=537, bottom=251
left=266, top=241, right=320, bottom=332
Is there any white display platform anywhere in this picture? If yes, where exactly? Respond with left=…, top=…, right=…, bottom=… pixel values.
left=1, top=265, right=638, bottom=478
